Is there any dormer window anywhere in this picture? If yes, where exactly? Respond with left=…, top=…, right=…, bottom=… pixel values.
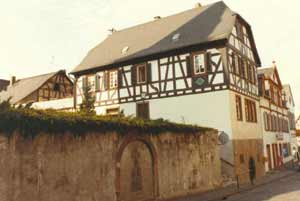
left=193, top=53, right=206, bottom=75
left=137, top=64, right=147, bottom=83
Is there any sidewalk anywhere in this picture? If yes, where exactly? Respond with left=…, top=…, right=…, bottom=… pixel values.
left=166, top=164, right=298, bottom=201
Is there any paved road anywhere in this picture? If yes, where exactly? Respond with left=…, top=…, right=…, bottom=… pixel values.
left=224, top=172, right=300, bottom=201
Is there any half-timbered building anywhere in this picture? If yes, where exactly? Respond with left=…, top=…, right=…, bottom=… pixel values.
left=0, top=70, right=73, bottom=106
left=0, top=79, right=9, bottom=92
left=71, top=1, right=265, bottom=182
left=257, top=65, right=293, bottom=171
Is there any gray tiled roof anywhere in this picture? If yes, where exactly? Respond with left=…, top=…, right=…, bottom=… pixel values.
left=0, top=71, right=58, bottom=104
left=71, top=1, right=236, bottom=74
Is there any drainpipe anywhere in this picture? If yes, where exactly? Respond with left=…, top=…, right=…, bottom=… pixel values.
left=73, top=76, right=78, bottom=111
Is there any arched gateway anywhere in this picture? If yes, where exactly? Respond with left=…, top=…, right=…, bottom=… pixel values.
left=115, top=136, right=158, bottom=201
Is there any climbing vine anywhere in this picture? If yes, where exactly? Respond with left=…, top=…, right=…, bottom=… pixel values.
left=0, top=101, right=212, bottom=138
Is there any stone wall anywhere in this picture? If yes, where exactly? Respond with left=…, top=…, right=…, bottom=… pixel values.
left=0, top=129, right=221, bottom=201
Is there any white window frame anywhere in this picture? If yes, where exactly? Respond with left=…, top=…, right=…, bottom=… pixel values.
left=109, top=70, right=118, bottom=89
left=193, top=53, right=206, bottom=75
left=86, top=75, right=96, bottom=91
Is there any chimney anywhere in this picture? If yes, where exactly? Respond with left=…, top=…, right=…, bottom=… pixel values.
left=154, top=16, right=161, bottom=20
left=195, top=3, right=202, bottom=8
left=108, top=28, right=117, bottom=35
left=10, top=76, right=16, bottom=86
left=272, top=60, right=277, bottom=68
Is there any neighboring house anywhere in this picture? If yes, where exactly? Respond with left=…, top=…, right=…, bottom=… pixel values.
left=296, top=130, right=300, bottom=154
left=71, top=1, right=264, bottom=183
left=0, top=79, right=9, bottom=92
left=296, top=115, right=300, bottom=130
left=0, top=70, right=73, bottom=107
left=257, top=65, right=293, bottom=171
left=282, top=84, right=297, bottom=159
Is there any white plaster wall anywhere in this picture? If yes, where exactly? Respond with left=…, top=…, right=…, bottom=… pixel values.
left=119, top=90, right=234, bottom=164
left=32, top=98, right=74, bottom=110
left=120, top=90, right=232, bottom=133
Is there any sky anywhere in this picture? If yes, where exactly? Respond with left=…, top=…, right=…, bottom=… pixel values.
left=0, top=0, right=299, bottom=114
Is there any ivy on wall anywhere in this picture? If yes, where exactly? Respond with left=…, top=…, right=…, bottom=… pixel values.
left=0, top=101, right=212, bottom=138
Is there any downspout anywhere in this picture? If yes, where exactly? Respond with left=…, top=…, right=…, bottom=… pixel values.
left=73, top=76, right=78, bottom=111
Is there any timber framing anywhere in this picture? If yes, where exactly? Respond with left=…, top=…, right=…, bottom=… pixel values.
left=71, top=39, right=227, bottom=77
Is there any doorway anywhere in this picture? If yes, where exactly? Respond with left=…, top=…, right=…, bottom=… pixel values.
left=117, top=140, right=156, bottom=201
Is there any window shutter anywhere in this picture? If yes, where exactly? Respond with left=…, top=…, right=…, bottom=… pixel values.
left=238, top=57, right=243, bottom=78
left=118, top=69, right=123, bottom=87
left=186, top=55, right=193, bottom=77
left=146, top=63, right=152, bottom=83
left=82, top=76, right=87, bottom=90
left=131, top=66, right=137, bottom=85
left=103, top=72, right=109, bottom=90
left=206, top=52, right=212, bottom=72
left=231, top=54, right=236, bottom=74
left=95, top=74, right=100, bottom=91
left=264, top=113, right=267, bottom=130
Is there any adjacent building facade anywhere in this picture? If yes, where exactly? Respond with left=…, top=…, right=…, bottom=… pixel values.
left=71, top=1, right=265, bottom=183
left=282, top=84, right=298, bottom=159
left=0, top=70, right=73, bottom=107
left=257, top=66, right=294, bottom=171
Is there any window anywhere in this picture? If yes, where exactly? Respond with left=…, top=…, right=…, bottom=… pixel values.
left=267, top=114, right=271, bottom=131
left=264, top=112, right=269, bottom=131
left=87, top=75, right=95, bottom=89
left=106, top=107, right=120, bottom=116
left=109, top=71, right=118, bottom=89
left=137, top=64, right=147, bottom=83
left=245, top=99, right=257, bottom=123
left=136, top=102, right=150, bottom=119
left=235, top=55, right=240, bottom=75
left=239, top=57, right=245, bottom=78
left=193, top=53, right=206, bottom=75
left=248, top=63, right=253, bottom=83
left=236, top=23, right=244, bottom=41
left=230, top=53, right=236, bottom=74
left=243, top=60, right=248, bottom=80
left=236, top=95, right=243, bottom=121
left=82, top=75, right=96, bottom=91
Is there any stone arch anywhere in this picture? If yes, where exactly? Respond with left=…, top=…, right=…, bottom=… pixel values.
left=115, top=135, right=159, bottom=201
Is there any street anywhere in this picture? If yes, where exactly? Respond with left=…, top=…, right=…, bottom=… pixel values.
left=225, top=172, right=300, bottom=201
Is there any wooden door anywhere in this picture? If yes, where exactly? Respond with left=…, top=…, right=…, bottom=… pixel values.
left=275, top=144, right=279, bottom=168
left=266, top=145, right=272, bottom=170
left=279, top=144, right=283, bottom=156
left=248, top=157, right=256, bottom=184
left=136, top=102, right=150, bottom=119
left=279, top=143, right=283, bottom=167
left=119, top=141, right=154, bottom=201
left=272, top=144, right=277, bottom=168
